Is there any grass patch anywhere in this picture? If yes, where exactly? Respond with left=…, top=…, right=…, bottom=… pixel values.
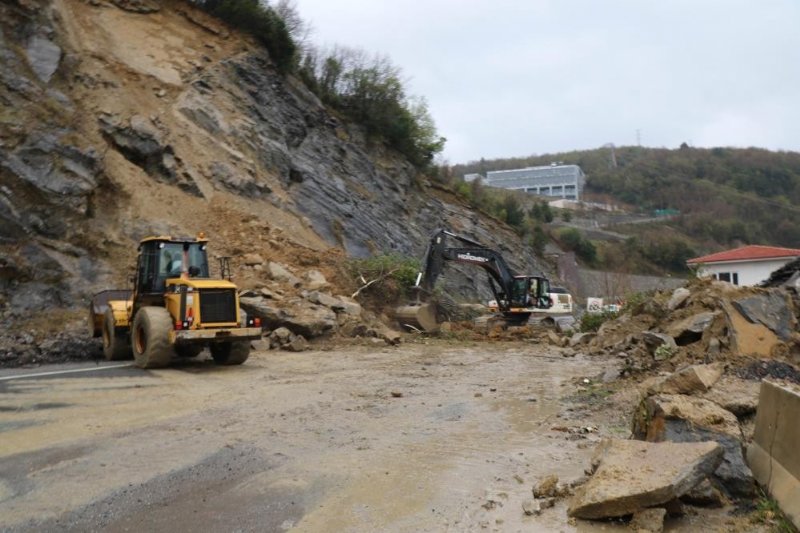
left=752, top=491, right=797, bottom=533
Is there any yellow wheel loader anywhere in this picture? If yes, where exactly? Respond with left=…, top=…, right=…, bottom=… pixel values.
left=89, top=234, right=262, bottom=368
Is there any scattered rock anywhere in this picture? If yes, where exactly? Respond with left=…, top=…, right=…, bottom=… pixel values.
left=629, top=507, right=667, bottom=533
left=656, top=363, right=724, bottom=395
left=568, top=438, right=723, bottom=519
left=266, top=262, right=301, bottom=287
left=335, top=296, right=362, bottom=317
left=641, top=332, right=677, bottom=359
left=569, top=332, right=596, bottom=347
left=242, top=253, right=265, bottom=266
left=303, top=269, right=328, bottom=290
left=546, top=330, right=561, bottom=346
left=533, top=474, right=559, bottom=498
left=307, top=291, right=341, bottom=309
left=680, top=478, right=724, bottom=507
left=667, top=287, right=691, bottom=311
left=286, top=334, right=309, bottom=352
left=521, top=499, right=541, bottom=516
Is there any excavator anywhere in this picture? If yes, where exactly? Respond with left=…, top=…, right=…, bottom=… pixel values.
left=395, top=229, right=552, bottom=331
left=89, top=233, right=262, bottom=368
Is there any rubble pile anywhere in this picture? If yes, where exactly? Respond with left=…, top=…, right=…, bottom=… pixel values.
left=580, top=278, right=799, bottom=375
left=556, top=277, right=800, bottom=528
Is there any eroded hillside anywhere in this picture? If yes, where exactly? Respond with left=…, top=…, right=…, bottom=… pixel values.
left=0, top=0, right=547, bottom=352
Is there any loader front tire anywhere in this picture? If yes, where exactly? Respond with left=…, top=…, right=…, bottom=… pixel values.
left=210, top=341, right=250, bottom=365
left=103, top=308, right=131, bottom=361
left=132, top=307, right=173, bottom=369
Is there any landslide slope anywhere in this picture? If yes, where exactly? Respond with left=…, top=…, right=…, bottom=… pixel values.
left=0, top=0, right=546, bottom=338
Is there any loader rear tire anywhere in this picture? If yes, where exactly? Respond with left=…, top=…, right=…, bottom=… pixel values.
left=210, top=341, right=250, bottom=365
left=132, top=307, right=173, bottom=369
left=103, top=308, right=131, bottom=361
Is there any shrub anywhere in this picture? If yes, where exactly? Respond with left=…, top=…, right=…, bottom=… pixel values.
left=346, top=254, right=420, bottom=304
left=580, top=310, right=618, bottom=332
left=194, top=0, right=296, bottom=73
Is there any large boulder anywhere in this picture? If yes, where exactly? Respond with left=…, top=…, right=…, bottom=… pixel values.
left=667, top=287, right=691, bottom=311
left=568, top=438, right=723, bottom=519
left=632, top=394, right=755, bottom=497
left=722, top=301, right=781, bottom=357
left=702, top=375, right=760, bottom=417
left=240, top=296, right=337, bottom=338
left=732, top=290, right=796, bottom=341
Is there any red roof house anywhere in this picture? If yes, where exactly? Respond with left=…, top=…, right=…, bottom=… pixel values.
left=687, top=245, right=800, bottom=286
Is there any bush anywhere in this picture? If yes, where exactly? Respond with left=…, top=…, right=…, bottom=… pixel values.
left=580, top=310, right=618, bottom=332
left=346, top=254, right=420, bottom=304
left=298, top=46, right=445, bottom=169
left=195, top=0, right=296, bottom=73
left=559, top=228, right=597, bottom=264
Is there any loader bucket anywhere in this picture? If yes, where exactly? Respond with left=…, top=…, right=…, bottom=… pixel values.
left=394, top=303, right=439, bottom=332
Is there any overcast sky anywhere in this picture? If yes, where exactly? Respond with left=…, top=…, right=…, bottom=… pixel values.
left=293, top=0, right=800, bottom=164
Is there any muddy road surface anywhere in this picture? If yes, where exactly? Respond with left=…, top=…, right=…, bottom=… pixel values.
left=0, top=342, right=659, bottom=531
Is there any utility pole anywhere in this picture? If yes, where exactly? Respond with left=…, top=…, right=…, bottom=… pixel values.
left=636, top=129, right=642, bottom=146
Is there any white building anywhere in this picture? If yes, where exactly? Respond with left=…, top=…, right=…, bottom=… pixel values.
left=686, top=245, right=800, bottom=286
left=467, top=164, right=586, bottom=200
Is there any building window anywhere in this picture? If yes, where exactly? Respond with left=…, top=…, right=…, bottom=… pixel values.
left=715, top=272, right=739, bottom=285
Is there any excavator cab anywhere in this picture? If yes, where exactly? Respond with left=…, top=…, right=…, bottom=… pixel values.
left=510, top=276, right=551, bottom=309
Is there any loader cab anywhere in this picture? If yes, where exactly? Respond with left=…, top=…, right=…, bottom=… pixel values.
left=135, top=236, right=210, bottom=300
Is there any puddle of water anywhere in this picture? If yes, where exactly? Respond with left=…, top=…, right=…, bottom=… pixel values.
left=0, top=420, right=42, bottom=433
left=0, top=402, right=72, bottom=413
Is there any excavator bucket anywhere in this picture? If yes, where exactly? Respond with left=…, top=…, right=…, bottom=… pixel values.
left=394, top=303, right=439, bottom=332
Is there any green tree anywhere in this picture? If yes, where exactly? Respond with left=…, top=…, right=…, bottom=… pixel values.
left=531, top=225, right=548, bottom=256
left=197, top=0, right=296, bottom=73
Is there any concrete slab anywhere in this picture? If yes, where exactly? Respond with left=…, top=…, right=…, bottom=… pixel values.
left=747, top=380, right=800, bottom=529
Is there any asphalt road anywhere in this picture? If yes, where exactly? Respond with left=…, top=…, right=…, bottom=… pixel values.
left=0, top=342, right=626, bottom=532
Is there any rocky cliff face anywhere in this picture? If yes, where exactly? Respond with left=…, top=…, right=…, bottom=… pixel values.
left=0, top=0, right=548, bottom=334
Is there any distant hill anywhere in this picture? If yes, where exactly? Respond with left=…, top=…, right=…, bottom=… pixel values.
left=452, top=145, right=800, bottom=254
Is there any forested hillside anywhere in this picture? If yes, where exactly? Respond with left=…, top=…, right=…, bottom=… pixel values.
left=450, top=145, right=800, bottom=252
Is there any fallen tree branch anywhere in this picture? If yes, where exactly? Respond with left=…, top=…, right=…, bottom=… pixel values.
left=351, top=268, right=400, bottom=299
